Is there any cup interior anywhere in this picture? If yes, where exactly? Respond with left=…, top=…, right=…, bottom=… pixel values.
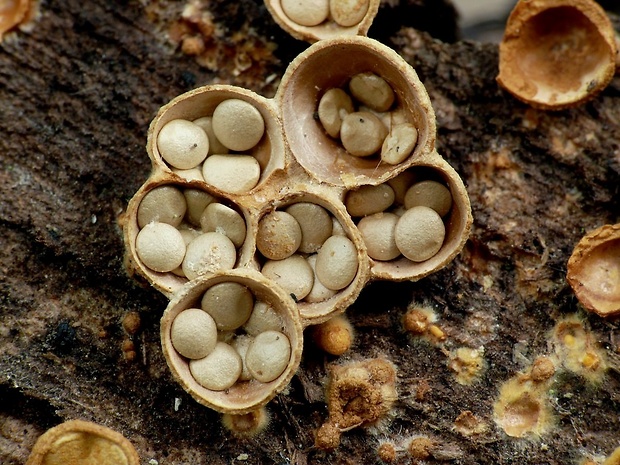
left=147, top=85, right=286, bottom=192
left=160, top=270, right=303, bottom=414
left=278, top=37, right=436, bottom=187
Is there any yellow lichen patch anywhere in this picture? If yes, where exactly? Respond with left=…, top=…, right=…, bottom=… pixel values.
left=493, top=376, right=554, bottom=438
left=453, top=410, right=488, bottom=436
left=315, top=358, right=398, bottom=450
left=446, top=347, right=486, bottom=385
left=221, top=408, right=270, bottom=438
left=493, top=353, right=560, bottom=437
left=551, top=315, right=608, bottom=383
left=26, top=420, right=140, bottom=465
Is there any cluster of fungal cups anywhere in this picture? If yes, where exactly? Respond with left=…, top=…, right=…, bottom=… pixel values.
left=124, top=34, right=472, bottom=414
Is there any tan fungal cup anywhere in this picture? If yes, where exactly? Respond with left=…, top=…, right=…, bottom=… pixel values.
left=264, top=0, right=380, bottom=43
left=497, top=0, right=617, bottom=110
left=125, top=178, right=254, bottom=297
left=279, top=37, right=436, bottom=187
left=252, top=188, right=370, bottom=323
left=26, top=420, right=140, bottom=465
left=567, top=223, right=620, bottom=317
left=147, top=85, right=286, bottom=193
left=161, top=270, right=303, bottom=414
left=123, top=7, right=472, bottom=414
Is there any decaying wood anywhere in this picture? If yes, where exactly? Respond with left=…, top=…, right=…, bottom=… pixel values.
left=1, top=1, right=618, bottom=464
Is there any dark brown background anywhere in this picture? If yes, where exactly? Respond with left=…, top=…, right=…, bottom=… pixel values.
left=1, top=1, right=619, bottom=464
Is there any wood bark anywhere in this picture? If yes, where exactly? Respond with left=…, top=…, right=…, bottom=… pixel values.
left=0, top=1, right=619, bottom=464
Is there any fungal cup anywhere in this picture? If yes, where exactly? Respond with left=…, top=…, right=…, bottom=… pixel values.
left=497, top=0, right=617, bottom=109
left=264, top=0, right=380, bottom=43
left=26, top=420, right=140, bottom=465
left=124, top=179, right=253, bottom=297
left=253, top=189, right=371, bottom=325
left=567, top=223, right=620, bottom=317
left=362, top=163, right=472, bottom=282
left=277, top=36, right=436, bottom=188
left=161, top=269, right=304, bottom=414
left=124, top=27, right=472, bottom=415
left=147, top=85, right=286, bottom=194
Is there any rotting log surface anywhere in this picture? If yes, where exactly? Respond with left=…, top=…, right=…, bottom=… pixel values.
left=1, top=1, right=619, bottom=464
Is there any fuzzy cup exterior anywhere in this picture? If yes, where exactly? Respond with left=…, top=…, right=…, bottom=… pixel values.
left=315, top=358, right=398, bottom=450
left=124, top=36, right=472, bottom=414
left=26, top=420, right=140, bottom=465
left=497, top=0, right=617, bottom=110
